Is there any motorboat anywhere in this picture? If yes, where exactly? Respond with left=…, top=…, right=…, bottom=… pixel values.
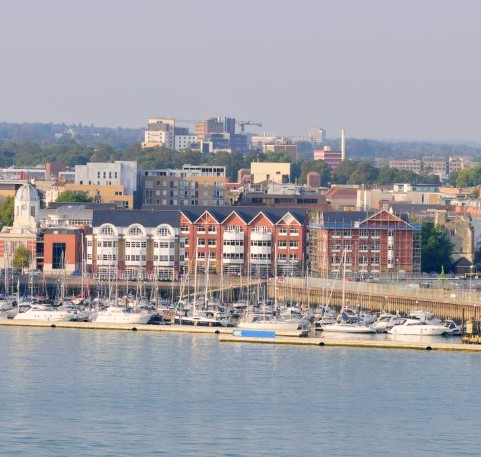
left=443, top=319, right=463, bottom=336
left=13, top=304, right=74, bottom=322
left=387, top=318, right=447, bottom=336
left=372, top=313, right=404, bottom=333
left=174, top=312, right=226, bottom=327
left=94, top=306, right=151, bottom=324
left=321, top=322, right=377, bottom=334
left=237, top=313, right=303, bottom=331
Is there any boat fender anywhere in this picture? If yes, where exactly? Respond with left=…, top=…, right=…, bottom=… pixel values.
left=215, top=330, right=220, bottom=335
left=132, top=327, right=138, bottom=331
left=50, top=324, right=56, bottom=328
left=425, top=346, right=432, bottom=351
left=319, top=341, right=325, bottom=346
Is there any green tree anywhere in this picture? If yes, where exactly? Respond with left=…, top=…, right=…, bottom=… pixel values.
left=421, top=222, right=453, bottom=273
left=298, top=160, right=331, bottom=185
left=456, top=163, right=481, bottom=187
left=56, top=190, right=92, bottom=203
left=12, top=245, right=31, bottom=271
left=0, top=196, right=14, bottom=227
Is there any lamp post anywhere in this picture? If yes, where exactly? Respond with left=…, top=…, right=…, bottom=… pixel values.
left=470, top=265, right=474, bottom=295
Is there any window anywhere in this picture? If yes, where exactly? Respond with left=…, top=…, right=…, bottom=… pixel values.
left=278, top=240, right=287, bottom=248
left=100, top=226, right=115, bottom=236
left=371, top=229, right=381, bottom=238
left=208, top=225, right=217, bottom=233
left=290, top=228, right=299, bottom=235
left=128, top=226, right=143, bottom=236
left=359, top=229, right=368, bottom=238
left=279, top=227, right=288, bottom=235
left=290, top=241, right=299, bottom=248
left=157, top=226, right=172, bottom=237
left=181, top=225, right=190, bottom=233
left=208, top=239, right=216, bottom=247
left=52, top=243, right=66, bottom=269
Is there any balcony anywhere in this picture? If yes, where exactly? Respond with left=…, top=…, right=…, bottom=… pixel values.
left=251, top=232, right=271, bottom=242
left=223, top=231, right=244, bottom=241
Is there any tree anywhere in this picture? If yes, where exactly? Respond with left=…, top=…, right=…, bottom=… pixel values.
left=421, top=222, right=453, bottom=273
left=56, top=190, right=92, bottom=203
left=298, top=160, right=331, bottom=186
left=12, top=245, right=31, bottom=271
left=0, top=196, right=14, bottom=227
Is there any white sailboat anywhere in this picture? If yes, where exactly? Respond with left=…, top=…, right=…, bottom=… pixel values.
left=321, top=251, right=376, bottom=334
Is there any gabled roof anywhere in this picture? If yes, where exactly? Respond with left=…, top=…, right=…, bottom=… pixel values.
left=180, top=206, right=309, bottom=225
left=360, top=209, right=411, bottom=227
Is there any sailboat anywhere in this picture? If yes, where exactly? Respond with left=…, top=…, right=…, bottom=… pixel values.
left=237, top=248, right=304, bottom=331
left=320, top=251, right=376, bottom=334
left=174, top=257, right=225, bottom=327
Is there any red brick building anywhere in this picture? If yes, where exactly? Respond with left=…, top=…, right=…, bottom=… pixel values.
left=180, top=207, right=309, bottom=276
left=309, top=209, right=421, bottom=278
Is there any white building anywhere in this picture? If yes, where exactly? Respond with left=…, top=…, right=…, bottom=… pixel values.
left=142, top=118, right=175, bottom=149
left=74, top=161, right=137, bottom=195
left=175, top=134, right=197, bottom=151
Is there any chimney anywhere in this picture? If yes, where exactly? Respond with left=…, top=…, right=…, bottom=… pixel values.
left=341, top=129, right=346, bottom=161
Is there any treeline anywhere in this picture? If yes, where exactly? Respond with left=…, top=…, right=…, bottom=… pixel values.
left=0, top=122, right=143, bottom=149
left=0, top=137, right=445, bottom=186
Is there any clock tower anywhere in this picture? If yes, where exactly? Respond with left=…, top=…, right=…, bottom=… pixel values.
left=13, top=181, right=41, bottom=230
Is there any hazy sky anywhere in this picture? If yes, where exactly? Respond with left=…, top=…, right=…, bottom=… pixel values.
left=1, top=0, right=481, bottom=142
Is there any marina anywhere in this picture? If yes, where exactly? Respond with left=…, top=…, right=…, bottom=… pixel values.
left=1, top=318, right=480, bottom=352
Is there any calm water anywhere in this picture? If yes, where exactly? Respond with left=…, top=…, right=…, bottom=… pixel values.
left=0, top=327, right=480, bottom=457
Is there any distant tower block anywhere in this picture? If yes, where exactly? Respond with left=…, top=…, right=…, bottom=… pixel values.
left=341, top=129, right=346, bottom=161
left=308, top=128, right=326, bottom=145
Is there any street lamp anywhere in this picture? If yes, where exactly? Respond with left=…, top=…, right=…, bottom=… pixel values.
left=470, top=265, right=474, bottom=294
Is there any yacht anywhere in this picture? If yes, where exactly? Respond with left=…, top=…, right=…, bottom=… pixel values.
left=387, top=318, right=447, bottom=336
left=94, top=305, right=151, bottom=325
left=237, top=313, right=303, bottom=331
left=372, top=313, right=404, bottom=333
left=321, top=322, right=377, bottom=334
left=13, top=304, right=74, bottom=322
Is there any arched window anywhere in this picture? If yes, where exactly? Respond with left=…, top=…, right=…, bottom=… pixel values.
left=100, top=225, right=115, bottom=236
left=156, top=225, right=173, bottom=237
left=128, top=225, right=145, bottom=236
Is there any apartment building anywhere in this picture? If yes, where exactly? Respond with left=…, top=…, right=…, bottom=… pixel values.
left=309, top=209, right=421, bottom=278
left=139, top=165, right=228, bottom=208
left=86, top=210, right=184, bottom=280
left=180, top=207, right=309, bottom=276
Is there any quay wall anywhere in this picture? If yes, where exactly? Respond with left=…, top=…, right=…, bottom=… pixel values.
left=268, top=277, right=480, bottom=321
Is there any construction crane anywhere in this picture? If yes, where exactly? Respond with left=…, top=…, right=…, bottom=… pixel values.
left=237, top=121, right=262, bottom=135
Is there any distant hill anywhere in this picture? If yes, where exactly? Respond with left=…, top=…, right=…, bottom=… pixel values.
left=0, top=122, right=143, bottom=149
left=326, top=138, right=481, bottom=162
